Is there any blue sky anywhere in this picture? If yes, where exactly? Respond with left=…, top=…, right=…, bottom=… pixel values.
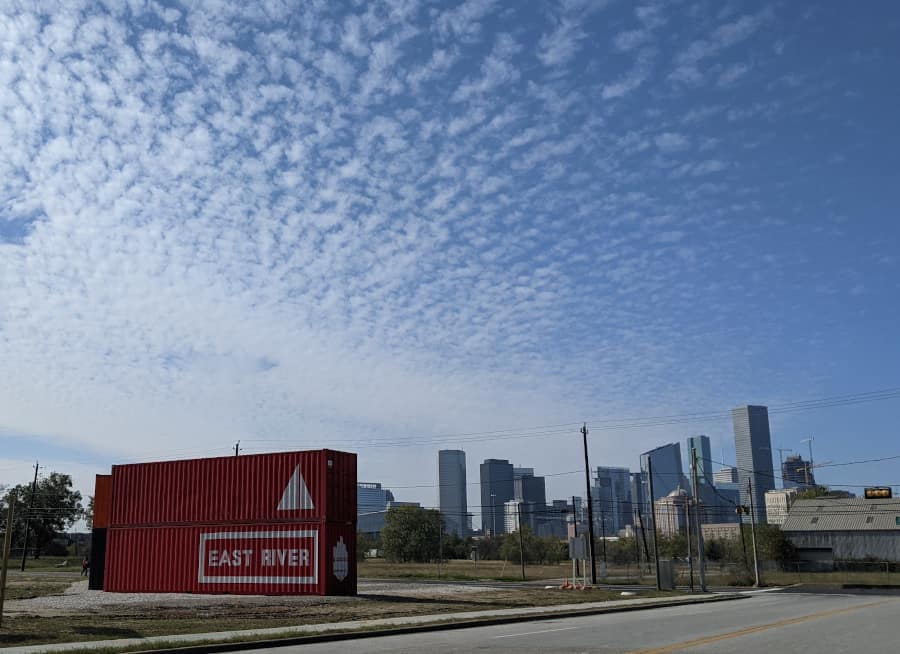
left=1, top=1, right=898, bottom=520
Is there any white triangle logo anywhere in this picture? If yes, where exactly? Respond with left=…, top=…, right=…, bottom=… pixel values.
left=277, top=465, right=315, bottom=511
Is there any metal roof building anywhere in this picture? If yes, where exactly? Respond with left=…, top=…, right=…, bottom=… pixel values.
left=781, top=498, right=900, bottom=563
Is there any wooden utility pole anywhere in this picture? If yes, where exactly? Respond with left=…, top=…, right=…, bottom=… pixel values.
left=518, top=503, right=526, bottom=581
left=20, top=462, right=39, bottom=572
left=234, top=441, right=240, bottom=456
left=691, top=448, right=707, bottom=591
left=581, top=423, right=597, bottom=585
left=748, top=478, right=761, bottom=587
left=647, top=456, right=661, bottom=591
left=1, top=491, right=16, bottom=628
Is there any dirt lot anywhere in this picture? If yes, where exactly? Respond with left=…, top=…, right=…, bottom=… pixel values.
left=0, top=576, right=647, bottom=648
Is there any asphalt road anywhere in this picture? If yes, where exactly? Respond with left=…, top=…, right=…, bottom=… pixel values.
left=242, top=590, right=900, bottom=653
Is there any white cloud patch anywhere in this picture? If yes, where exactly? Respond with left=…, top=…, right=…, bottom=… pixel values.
left=670, top=10, right=772, bottom=85
left=0, top=0, right=888, bottom=513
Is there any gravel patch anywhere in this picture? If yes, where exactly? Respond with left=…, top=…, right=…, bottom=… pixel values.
left=6, top=579, right=491, bottom=616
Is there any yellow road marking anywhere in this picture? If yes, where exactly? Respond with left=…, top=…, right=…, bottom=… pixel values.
left=628, top=599, right=895, bottom=654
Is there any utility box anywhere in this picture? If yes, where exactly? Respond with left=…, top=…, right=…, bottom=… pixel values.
left=100, top=450, right=357, bottom=596
left=658, top=559, right=675, bottom=590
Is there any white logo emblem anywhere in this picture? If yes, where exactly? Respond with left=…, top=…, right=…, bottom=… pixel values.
left=277, top=465, right=315, bottom=510
left=333, top=537, right=349, bottom=581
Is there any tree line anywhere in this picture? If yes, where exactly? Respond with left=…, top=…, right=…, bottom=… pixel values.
left=359, top=505, right=797, bottom=568
left=1, top=472, right=84, bottom=558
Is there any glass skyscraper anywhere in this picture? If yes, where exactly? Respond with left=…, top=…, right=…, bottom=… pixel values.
left=438, top=450, right=468, bottom=538
left=732, top=405, right=776, bottom=524
left=686, top=435, right=713, bottom=486
left=639, top=443, right=684, bottom=518
left=480, top=458, right=514, bottom=536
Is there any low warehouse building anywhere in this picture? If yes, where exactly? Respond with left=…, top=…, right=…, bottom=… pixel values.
left=781, top=497, right=900, bottom=564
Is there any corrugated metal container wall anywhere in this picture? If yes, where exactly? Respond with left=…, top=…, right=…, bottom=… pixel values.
left=104, top=450, right=356, bottom=595
left=110, top=450, right=355, bottom=526
left=105, top=522, right=355, bottom=595
left=93, top=474, right=112, bottom=528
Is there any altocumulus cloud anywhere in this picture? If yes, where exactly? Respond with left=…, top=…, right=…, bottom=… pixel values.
left=0, top=1, right=895, bottom=503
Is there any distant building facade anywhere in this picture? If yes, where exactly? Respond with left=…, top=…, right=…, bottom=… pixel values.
left=356, top=482, right=394, bottom=534
left=640, top=443, right=685, bottom=519
left=765, top=488, right=799, bottom=526
left=686, top=435, right=713, bottom=486
left=438, top=450, right=468, bottom=538
left=654, top=489, right=691, bottom=537
left=782, top=454, right=815, bottom=489
left=732, top=405, right=776, bottom=524
left=480, top=458, right=514, bottom=536
left=592, top=466, right=632, bottom=536
left=701, top=523, right=742, bottom=541
left=714, top=467, right=739, bottom=485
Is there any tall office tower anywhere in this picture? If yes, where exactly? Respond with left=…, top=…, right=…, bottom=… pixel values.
left=592, top=466, right=632, bottom=535
left=782, top=454, right=815, bottom=488
left=640, top=443, right=685, bottom=519
left=732, top=405, right=776, bottom=524
left=480, top=458, right=514, bottom=536
left=686, top=435, right=713, bottom=486
left=630, top=472, right=646, bottom=524
left=438, top=450, right=468, bottom=538
left=714, top=466, right=739, bottom=485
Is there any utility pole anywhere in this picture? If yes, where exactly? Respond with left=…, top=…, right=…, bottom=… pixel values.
left=234, top=441, right=240, bottom=456
left=1, top=491, right=16, bottom=628
left=748, top=478, right=761, bottom=587
left=691, top=448, right=707, bottom=591
left=571, top=495, right=580, bottom=577
left=581, top=423, right=597, bottom=585
left=20, top=462, right=39, bottom=572
left=518, top=503, right=526, bottom=581
left=647, top=456, right=661, bottom=591
left=599, top=503, right=607, bottom=579
left=637, top=508, right=652, bottom=573
left=686, top=499, right=694, bottom=592
left=438, top=517, right=443, bottom=579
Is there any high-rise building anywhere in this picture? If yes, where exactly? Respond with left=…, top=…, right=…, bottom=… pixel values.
left=630, top=472, right=646, bottom=523
left=480, top=458, right=514, bottom=536
left=438, top=450, right=468, bottom=538
left=782, top=454, right=815, bottom=488
left=654, top=489, right=691, bottom=537
left=504, top=499, right=536, bottom=533
left=732, top=405, right=776, bottom=524
left=686, top=435, right=713, bottom=486
left=513, top=469, right=547, bottom=507
left=640, top=443, right=685, bottom=519
left=592, top=466, right=632, bottom=535
left=714, top=467, right=739, bottom=485
left=357, top=482, right=396, bottom=534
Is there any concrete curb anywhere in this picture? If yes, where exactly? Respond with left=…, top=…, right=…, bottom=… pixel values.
left=116, top=593, right=746, bottom=654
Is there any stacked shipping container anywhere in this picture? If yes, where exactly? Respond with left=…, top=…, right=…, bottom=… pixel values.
left=93, top=450, right=356, bottom=595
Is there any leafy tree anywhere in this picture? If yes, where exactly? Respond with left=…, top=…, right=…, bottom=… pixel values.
left=4, top=473, right=83, bottom=559
left=794, top=486, right=831, bottom=500
left=356, top=531, right=381, bottom=561
left=84, top=495, right=94, bottom=531
left=381, top=506, right=443, bottom=563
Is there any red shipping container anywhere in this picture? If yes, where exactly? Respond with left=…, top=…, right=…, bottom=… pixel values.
left=109, top=450, right=356, bottom=526
left=93, top=474, right=112, bottom=529
left=103, top=449, right=356, bottom=595
left=104, top=521, right=356, bottom=595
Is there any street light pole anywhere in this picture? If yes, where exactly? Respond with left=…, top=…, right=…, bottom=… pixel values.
left=581, top=423, right=598, bottom=585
